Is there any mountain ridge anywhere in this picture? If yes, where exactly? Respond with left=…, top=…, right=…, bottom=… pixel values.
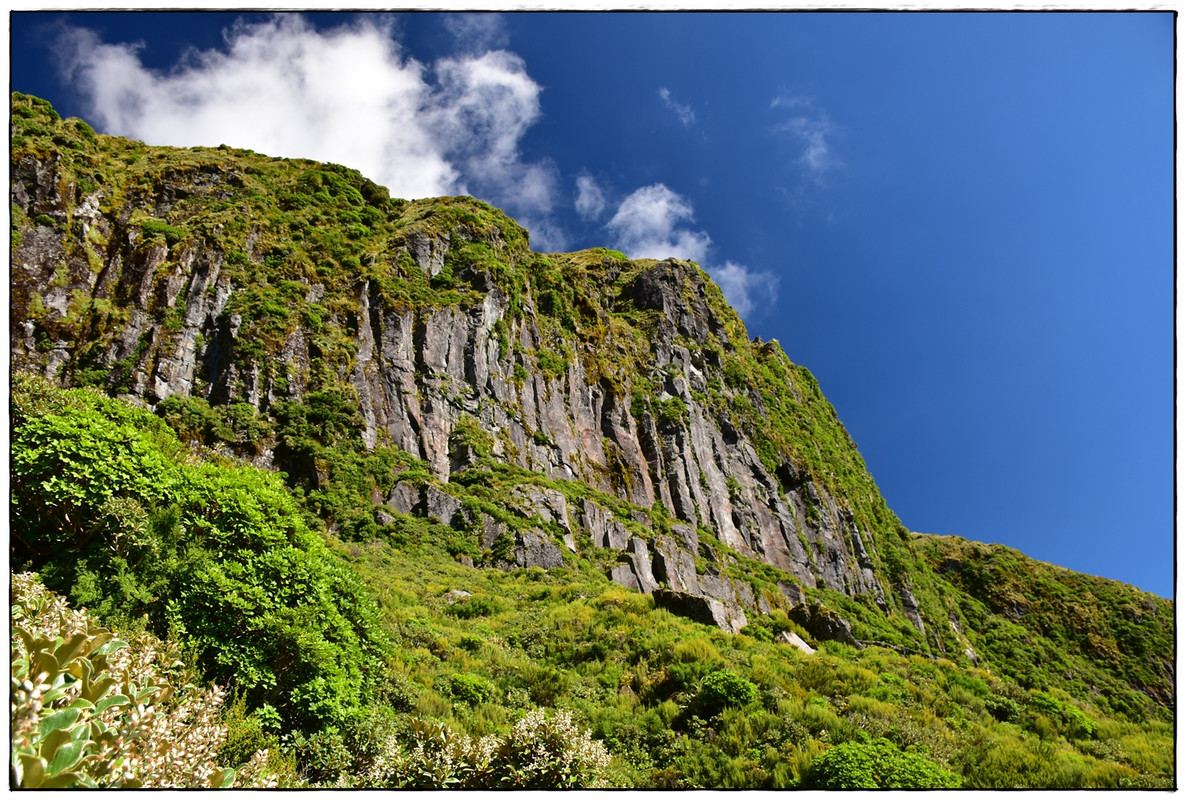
left=8, top=91, right=1174, bottom=788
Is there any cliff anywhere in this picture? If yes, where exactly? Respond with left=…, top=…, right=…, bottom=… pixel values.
left=9, top=92, right=1172, bottom=721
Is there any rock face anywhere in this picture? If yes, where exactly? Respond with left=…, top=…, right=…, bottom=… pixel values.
left=8, top=109, right=927, bottom=640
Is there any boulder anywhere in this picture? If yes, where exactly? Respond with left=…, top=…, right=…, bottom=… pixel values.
left=425, top=484, right=465, bottom=527
left=387, top=482, right=422, bottom=516
left=653, top=588, right=747, bottom=635
left=502, top=528, right=564, bottom=570
left=789, top=603, right=859, bottom=648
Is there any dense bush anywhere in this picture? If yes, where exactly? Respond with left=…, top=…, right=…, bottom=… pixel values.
left=694, top=670, right=759, bottom=718
left=11, top=374, right=390, bottom=733
left=360, top=710, right=611, bottom=789
left=803, top=737, right=962, bottom=789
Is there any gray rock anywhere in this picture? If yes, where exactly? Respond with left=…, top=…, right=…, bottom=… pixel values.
left=651, top=535, right=699, bottom=595
left=653, top=588, right=747, bottom=635
left=789, top=603, right=859, bottom=648
left=512, top=485, right=572, bottom=534
left=388, top=482, right=422, bottom=516
left=671, top=523, right=699, bottom=553
left=609, top=563, right=642, bottom=592
left=425, top=485, right=465, bottom=527
left=779, top=582, right=806, bottom=608
left=512, top=529, right=564, bottom=570
left=898, top=581, right=926, bottom=636
left=582, top=499, right=630, bottom=550
left=479, top=514, right=507, bottom=551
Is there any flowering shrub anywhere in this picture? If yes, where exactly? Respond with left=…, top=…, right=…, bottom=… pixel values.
left=360, top=709, right=611, bottom=789
left=497, top=708, right=613, bottom=788
left=10, top=572, right=276, bottom=788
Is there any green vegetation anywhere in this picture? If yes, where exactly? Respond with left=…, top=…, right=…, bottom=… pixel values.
left=9, top=93, right=1175, bottom=788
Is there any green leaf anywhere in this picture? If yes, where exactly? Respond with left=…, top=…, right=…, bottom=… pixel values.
left=37, top=707, right=81, bottom=738
left=14, top=626, right=39, bottom=656
left=93, top=693, right=130, bottom=714
left=213, top=767, right=238, bottom=788
left=134, top=685, right=162, bottom=704
left=92, top=639, right=127, bottom=657
left=53, top=632, right=90, bottom=666
left=82, top=676, right=117, bottom=703
left=37, top=727, right=73, bottom=765
left=32, top=649, right=60, bottom=680
left=18, top=753, right=46, bottom=788
left=65, top=654, right=93, bottom=681
left=46, top=739, right=91, bottom=775
left=39, top=770, right=85, bottom=789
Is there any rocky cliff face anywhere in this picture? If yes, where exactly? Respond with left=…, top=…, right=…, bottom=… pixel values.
left=8, top=92, right=948, bottom=649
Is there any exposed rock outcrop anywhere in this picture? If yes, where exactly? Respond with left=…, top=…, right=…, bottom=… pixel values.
left=653, top=588, right=748, bottom=635
left=9, top=117, right=898, bottom=641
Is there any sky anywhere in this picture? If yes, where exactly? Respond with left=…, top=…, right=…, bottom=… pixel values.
left=8, top=10, right=1175, bottom=598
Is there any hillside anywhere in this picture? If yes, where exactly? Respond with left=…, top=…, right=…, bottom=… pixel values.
left=9, top=91, right=1175, bottom=788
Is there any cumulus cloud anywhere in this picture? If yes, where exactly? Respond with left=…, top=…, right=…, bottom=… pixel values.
left=52, top=14, right=556, bottom=226
left=771, top=94, right=839, bottom=182
left=658, top=87, right=695, bottom=127
left=606, top=184, right=712, bottom=264
left=574, top=173, right=606, bottom=221
left=706, top=261, right=779, bottom=319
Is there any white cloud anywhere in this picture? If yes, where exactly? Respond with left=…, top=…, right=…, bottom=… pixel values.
left=771, top=94, right=839, bottom=182
left=443, top=12, right=508, bottom=52
left=707, top=261, right=779, bottom=319
left=606, top=184, right=711, bottom=264
left=658, top=87, right=695, bottom=127
left=574, top=173, right=606, bottom=220
left=52, top=14, right=556, bottom=223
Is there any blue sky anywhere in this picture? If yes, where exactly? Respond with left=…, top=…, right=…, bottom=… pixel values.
left=10, top=11, right=1174, bottom=597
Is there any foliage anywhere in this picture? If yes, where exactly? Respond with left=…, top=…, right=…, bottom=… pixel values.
left=10, top=572, right=277, bottom=788
left=361, top=710, right=610, bottom=789
left=11, top=374, right=390, bottom=733
left=8, top=92, right=1176, bottom=790
left=803, top=737, right=962, bottom=789
left=693, top=670, right=759, bottom=717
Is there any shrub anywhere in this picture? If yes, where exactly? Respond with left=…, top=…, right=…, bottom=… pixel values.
left=495, top=709, right=612, bottom=788
left=449, top=673, right=496, bottom=706
left=11, top=375, right=390, bottom=733
left=10, top=573, right=276, bottom=788
left=695, top=670, right=759, bottom=718
left=803, top=738, right=961, bottom=789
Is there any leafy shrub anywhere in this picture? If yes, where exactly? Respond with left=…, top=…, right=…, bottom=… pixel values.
left=804, top=738, right=962, bottom=789
left=448, top=673, right=496, bottom=706
left=694, top=670, right=759, bottom=718
left=10, top=573, right=276, bottom=788
left=494, top=708, right=612, bottom=788
left=445, top=596, right=504, bottom=619
left=11, top=375, right=390, bottom=733
left=140, top=218, right=186, bottom=245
